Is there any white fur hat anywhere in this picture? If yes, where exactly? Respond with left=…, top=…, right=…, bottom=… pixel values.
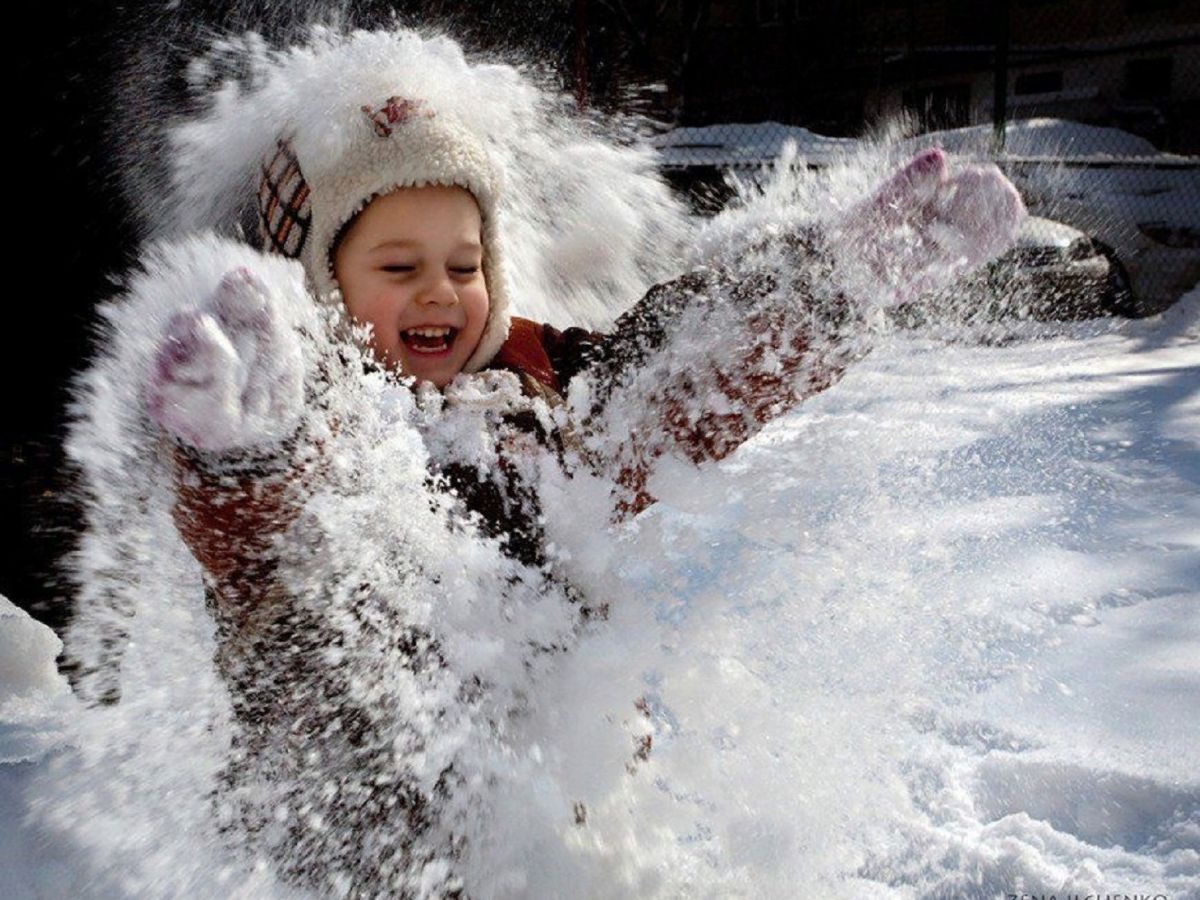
left=257, top=95, right=512, bottom=373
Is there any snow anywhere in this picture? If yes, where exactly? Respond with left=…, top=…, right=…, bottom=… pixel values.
left=903, top=118, right=1165, bottom=160
left=0, top=598, right=81, bottom=900
left=652, top=120, right=858, bottom=168
left=4, top=285, right=1197, bottom=898
left=1013, top=160, right=1200, bottom=233
left=0, top=599, right=71, bottom=708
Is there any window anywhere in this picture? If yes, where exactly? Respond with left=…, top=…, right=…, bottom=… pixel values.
left=1124, top=57, right=1173, bottom=100
left=1014, top=71, right=1064, bottom=95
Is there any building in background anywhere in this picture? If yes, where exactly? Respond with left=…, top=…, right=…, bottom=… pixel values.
left=586, top=0, right=1200, bottom=153
left=861, top=0, right=1200, bottom=153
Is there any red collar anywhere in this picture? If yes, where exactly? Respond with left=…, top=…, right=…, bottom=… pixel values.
left=489, top=317, right=560, bottom=393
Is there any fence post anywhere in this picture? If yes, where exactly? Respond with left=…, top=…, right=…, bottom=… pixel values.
left=993, top=0, right=1010, bottom=154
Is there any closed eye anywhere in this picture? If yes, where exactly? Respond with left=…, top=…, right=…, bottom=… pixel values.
left=381, top=265, right=416, bottom=273
left=450, top=266, right=480, bottom=275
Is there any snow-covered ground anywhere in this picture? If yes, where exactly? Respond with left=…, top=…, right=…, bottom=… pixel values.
left=4, top=283, right=1196, bottom=898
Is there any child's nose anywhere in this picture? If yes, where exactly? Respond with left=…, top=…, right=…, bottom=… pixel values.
left=415, top=273, right=459, bottom=306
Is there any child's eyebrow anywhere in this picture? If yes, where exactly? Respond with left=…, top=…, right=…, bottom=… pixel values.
left=368, top=239, right=482, bottom=252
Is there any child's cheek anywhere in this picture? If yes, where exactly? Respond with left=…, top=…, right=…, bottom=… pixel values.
left=468, top=289, right=490, bottom=341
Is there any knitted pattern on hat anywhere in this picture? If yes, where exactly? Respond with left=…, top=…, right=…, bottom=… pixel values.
left=256, top=94, right=512, bottom=374
left=257, top=138, right=311, bottom=259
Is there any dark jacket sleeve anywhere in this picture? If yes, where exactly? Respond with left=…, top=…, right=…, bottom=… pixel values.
left=544, top=225, right=864, bottom=515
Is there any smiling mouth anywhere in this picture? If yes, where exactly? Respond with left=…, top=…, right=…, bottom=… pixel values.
left=401, top=326, right=458, bottom=355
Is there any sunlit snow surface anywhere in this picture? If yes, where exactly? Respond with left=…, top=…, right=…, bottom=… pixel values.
left=4, top=286, right=1197, bottom=899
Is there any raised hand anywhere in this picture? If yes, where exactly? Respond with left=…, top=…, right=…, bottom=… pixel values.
left=145, top=265, right=306, bottom=453
left=834, top=147, right=1027, bottom=305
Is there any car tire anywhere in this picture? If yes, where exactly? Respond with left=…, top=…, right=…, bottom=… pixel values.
left=1093, top=240, right=1139, bottom=318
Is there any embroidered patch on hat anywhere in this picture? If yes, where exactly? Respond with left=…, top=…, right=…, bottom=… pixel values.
left=360, top=95, right=435, bottom=138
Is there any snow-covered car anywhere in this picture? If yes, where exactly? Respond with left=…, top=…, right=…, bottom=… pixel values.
left=1008, top=193, right=1200, bottom=318
left=897, top=215, right=1133, bottom=325
left=900, top=121, right=1200, bottom=316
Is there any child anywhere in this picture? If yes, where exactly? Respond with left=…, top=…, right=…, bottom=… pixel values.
left=104, top=30, right=1025, bottom=896
left=150, top=107, right=1025, bottom=585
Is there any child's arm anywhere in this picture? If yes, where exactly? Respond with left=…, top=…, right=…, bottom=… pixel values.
left=566, top=149, right=1026, bottom=514
left=142, top=243, right=320, bottom=619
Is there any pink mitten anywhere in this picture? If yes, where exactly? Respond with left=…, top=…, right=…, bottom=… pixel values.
left=836, top=147, right=1027, bottom=305
left=145, top=266, right=305, bottom=453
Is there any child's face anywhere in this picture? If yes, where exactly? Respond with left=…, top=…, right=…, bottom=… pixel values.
left=332, top=184, right=490, bottom=387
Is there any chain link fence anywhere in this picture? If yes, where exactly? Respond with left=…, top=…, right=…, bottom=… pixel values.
left=596, top=0, right=1200, bottom=318
left=652, top=122, right=1199, bottom=318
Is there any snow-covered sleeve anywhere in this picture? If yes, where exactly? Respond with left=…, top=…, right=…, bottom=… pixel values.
left=168, top=437, right=311, bottom=608
left=567, top=150, right=1026, bottom=515
left=564, top=225, right=861, bottom=515
left=61, top=232, right=338, bottom=703
left=132, top=233, right=332, bottom=616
